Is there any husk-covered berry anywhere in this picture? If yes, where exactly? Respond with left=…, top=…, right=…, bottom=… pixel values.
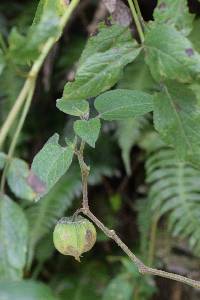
left=53, top=216, right=96, bottom=261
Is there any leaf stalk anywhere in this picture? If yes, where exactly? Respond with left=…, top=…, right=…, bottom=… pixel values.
left=127, top=0, right=144, bottom=43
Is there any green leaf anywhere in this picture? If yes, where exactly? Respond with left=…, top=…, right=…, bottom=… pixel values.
left=74, top=118, right=101, bottom=148
left=9, top=14, right=59, bottom=65
left=153, top=0, right=194, bottom=36
left=153, top=81, right=200, bottom=165
left=33, top=0, right=67, bottom=25
left=56, top=99, right=89, bottom=117
left=7, top=158, right=36, bottom=201
left=0, top=152, right=6, bottom=169
left=79, top=23, right=137, bottom=65
left=189, top=19, right=200, bottom=53
left=31, top=133, right=74, bottom=198
left=95, top=89, right=153, bottom=120
left=0, top=280, right=57, bottom=300
left=144, top=24, right=200, bottom=83
left=0, top=195, right=28, bottom=280
left=60, top=24, right=141, bottom=101
left=8, top=0, right=68, bottom=65
left=103, top=274, right=133, bottom=300
left=0, top=49, right=5, bottom=75
left=118, top=53, right=157, bottom=92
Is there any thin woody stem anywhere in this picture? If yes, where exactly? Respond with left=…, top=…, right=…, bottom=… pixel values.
left=77, top=141, right=90, bottom=210
left=76, top=142, right=200, bottom=290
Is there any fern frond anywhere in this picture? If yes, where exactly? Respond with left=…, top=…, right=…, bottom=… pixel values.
left=146, top=147, right=200, bottom=254
left=135, top=199, right=152, bottom=260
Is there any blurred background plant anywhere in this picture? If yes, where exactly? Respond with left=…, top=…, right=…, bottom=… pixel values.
left=1, top=0, right=200, bottom=299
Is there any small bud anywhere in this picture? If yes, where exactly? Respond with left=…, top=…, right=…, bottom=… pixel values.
left=53, top=216, right=96, bottom=261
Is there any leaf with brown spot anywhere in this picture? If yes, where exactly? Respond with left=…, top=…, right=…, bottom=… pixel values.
left=27, top=172, right=46, bottom=195
left=153, top=0, right=194, bottom=36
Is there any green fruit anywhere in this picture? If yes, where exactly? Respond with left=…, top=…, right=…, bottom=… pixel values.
left=53, top=216, right=96, bottom=261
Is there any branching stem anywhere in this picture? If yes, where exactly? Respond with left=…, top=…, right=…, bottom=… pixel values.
left=0, top=82, right=35, bottom=192
left=76, top=142, right=200, bottom=290
left=0, top=0, right=80, bottom=150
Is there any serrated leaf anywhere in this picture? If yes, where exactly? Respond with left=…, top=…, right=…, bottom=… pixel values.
left=56, top=99, right=89, bottom=117
left=8, top=0, right=68, bottom=65
left=144, top=24, right=200, bottom=83
left=153, top=81, right=200, bottom=166
left=0, top=280, right=56, bottom=300
left=79, top=23, right=134, bottom=65
left=31, top=133, right=74, bottom=198
left=153, top=0, right=194, bottom=36
left=74, top=118, right=101, bottom=147
left=95, top=89, right=153, bottom=120
left=118, top=53, right=156, bottom=92
left=60, top=24, right=141, bottom=101
left=9, top=13, right=60, bottom=65
left=103, top=275, right=133, bottom=300
left=7, top=158, right=36, bottom=201
left=0, top=152, right=6, bottom=169
left=0, top=195, right=28, bottom=280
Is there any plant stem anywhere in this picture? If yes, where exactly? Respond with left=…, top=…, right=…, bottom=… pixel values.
left=0, top=0, right=80, bottom=150
left=0, top=80, right=31, bottom=150
left=127, top=0, right=144, bottom=43
left=133, top=0, right=144, bottom=25
left=0, top=83, right=35, bottom=192
left=77, top=141, right=90, bottom=210
left=76, top=143, right=200, bottom=290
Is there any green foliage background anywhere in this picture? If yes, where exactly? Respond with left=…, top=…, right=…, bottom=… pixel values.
left=1, top=0, right=200, bottom=299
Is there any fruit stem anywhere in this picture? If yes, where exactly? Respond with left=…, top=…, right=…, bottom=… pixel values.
left=75, top=139, right=200, bottom=290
